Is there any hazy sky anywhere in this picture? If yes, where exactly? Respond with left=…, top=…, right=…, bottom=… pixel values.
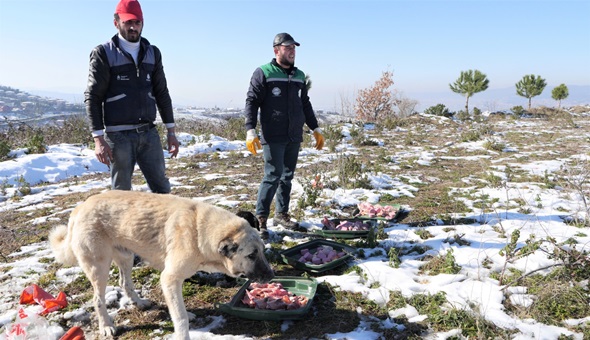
left=1, top=0, right=589, bottom=111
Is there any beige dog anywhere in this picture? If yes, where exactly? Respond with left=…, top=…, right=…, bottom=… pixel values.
left=50, top=190, right=274, bottom=339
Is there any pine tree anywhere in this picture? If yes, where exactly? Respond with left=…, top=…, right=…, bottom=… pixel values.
left=449, top=70, right=489, bottom=115
left=515, top=74, right=547, bottom=110
left=551, top=84, right=569, bottom=109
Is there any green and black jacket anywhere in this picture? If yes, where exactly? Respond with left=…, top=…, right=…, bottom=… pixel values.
left=244, top=58, right=319, bottom=144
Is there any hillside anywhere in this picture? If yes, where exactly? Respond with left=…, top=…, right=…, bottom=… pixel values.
left=0, top=105, right=590, bottom=339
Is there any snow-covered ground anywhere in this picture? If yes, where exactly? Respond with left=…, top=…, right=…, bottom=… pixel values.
left=1, top=110, right=590, bottom=339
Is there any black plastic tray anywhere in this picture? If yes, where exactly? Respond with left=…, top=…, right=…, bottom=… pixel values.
left=215, top=276, right=317, bottom=321
left=280, top=239, right=356, bottom=273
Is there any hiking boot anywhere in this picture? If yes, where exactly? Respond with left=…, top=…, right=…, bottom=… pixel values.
left=273, top=213, right=306, bottom=232
left=257, top=216, right=269, bottom=240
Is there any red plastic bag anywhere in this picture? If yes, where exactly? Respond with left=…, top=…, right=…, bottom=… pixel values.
left=60, top=326, right=85, bottom=340
left=19, top=284, right=68, bottom=315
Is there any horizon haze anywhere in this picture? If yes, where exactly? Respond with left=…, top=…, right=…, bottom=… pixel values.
left=1, top=0, right=589, bottom=112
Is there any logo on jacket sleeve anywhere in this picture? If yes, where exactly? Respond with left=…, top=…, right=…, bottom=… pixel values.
left=272, top=87, right=281, bottom=97
left=117, top=75, right=130, bottom=81
left=146, top=74, right=151, bottom=82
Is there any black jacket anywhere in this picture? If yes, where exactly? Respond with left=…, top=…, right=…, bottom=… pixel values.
left=84, top=35, right=174, bottom=132
left=244, top=59, right=319, bottom=144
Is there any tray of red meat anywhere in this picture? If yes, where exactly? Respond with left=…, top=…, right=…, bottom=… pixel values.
left=354, top=202, right=402, bottom=221
left=215, top=277, right=317, bottom=321
left=280, top=239, right=356, bottom=273
left=313, top=217, right=375, bottom=239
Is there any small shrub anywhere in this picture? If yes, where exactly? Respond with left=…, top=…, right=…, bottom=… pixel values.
left=528, top=283, right=590, bottom=324
left=415, top=228, right=433, bottom=240
left=297, top=174, right=323, bottom=209
left=420, top=249, right=461, bottom=275
left=356, top=227, right=377, bottom=248
left=335, top=154, right=365, bottom=189
left=388, top=247, right=401, bottom=268
left=444, top=233, right=471, bottom=246
left=472, top=107, right=483, bottom=122
left=408, top=291, right=447, bottom=315
left=460, top=129, right=481, bottom=142
left=483, top=172, right=503, bottom=187
left=483, top=139, right=505, bottom=152
left=0, top=139, right=10, bottom=161
left=323, top=125, right=342, bottom=152
left=455, top=110, right=470, bottom=121
left=0, top=179, right=10, bottom=196
left=375, top=221, right=388, bottom=240
left=16, top=175, right=31, bottom=196
left=42, top=114, right=92, bottom=145
left=511, top=105, right=525, bottom=115
left=424, top=104, right=452, bottom=118
left=381, top=115, right=409, bottom=130
left=25, top=131, right=46, bottom=154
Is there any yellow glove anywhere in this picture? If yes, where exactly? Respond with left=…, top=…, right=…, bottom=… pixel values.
left=246, top=129, right=262, bottom=155
left=313, top=128, right=324, bottom=150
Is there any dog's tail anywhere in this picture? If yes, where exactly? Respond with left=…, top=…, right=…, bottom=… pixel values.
left=49, top=224, right=78, bottom=266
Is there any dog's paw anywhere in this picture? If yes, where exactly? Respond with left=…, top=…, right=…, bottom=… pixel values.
left=99, top=325, right=117, bottom=337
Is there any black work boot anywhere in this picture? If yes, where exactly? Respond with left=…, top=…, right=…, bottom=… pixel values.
left=257, top=216, right=269, bottom=240
left=273, top=213, right=306, bottom=232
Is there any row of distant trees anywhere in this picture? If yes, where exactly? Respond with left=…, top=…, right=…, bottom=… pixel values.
left=450, top=70, right=569, bottom=114
left=354, top=70, right=570, bottom=122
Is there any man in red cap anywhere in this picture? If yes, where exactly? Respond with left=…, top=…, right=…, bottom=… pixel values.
left=85, top=0, right=179, bottom=193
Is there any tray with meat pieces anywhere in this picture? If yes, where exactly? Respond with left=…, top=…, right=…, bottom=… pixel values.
left=313, top=218, right=376, bottom=239
left=280, top=239, right=356, bottom=273
left=354, top=202, right=402, bottom=221
left=215, top=276, right=317, bottom=321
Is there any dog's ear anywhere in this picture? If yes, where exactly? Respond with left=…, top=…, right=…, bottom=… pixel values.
left=218, top=238, right=239, bottom=258
left=236, top=211, right=259, bottom=231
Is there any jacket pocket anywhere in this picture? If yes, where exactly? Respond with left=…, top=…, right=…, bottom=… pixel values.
left=106, top=94, right=126, bottom=103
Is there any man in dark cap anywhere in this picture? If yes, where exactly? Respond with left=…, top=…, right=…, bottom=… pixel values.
left=244, top=32, right=325, bottom=239
left=85, top=0, right=179, bottom=193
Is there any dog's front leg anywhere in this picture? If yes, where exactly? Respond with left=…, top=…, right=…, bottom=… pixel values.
left=160, top=270, right=190, bottom=340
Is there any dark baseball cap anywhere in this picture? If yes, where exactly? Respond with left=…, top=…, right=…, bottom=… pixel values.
left=273, top=33, right=300, bottom=47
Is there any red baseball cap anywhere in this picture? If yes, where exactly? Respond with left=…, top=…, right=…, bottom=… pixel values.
left=115, top=0, right=143, bottom=22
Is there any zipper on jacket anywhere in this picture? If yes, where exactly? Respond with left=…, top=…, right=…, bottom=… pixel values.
left=287, top=72, right=293, bottom=136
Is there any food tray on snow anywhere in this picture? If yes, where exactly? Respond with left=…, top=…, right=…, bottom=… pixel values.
left=280, top=239, right=356, bottom=273
left=215, top=276, right=317, bottom=321
left=313, top=218, right=376, bottom=239
left=354, top=202, right=402, bottom=221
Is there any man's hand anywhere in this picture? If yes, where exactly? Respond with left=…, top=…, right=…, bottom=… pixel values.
left=167, top=133, right=180, bottom=158
left=313, top=128, right=324, bottom=150
left=246, top=129, right=262, bottom=155
left=94, top=135, right=113, bottom=167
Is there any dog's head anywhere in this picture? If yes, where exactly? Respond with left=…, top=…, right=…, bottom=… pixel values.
left=235, top=211, right=260, bottom=231
left=217, top=220, right=273, bottom=283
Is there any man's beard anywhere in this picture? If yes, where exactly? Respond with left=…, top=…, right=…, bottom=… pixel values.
left=278, top=55, right=294, bottom=67
left=123, top=30, right=141, bottom=42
